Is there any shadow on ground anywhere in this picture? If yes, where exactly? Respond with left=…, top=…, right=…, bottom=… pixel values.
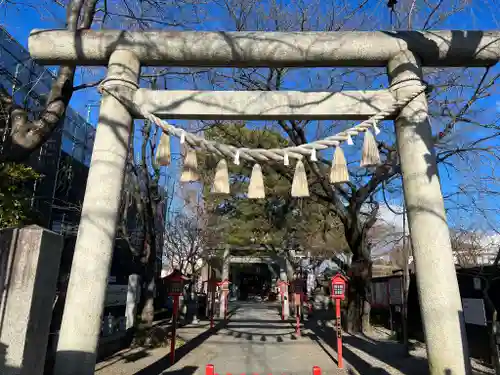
left=159, top=366, right=198, bottom=375
left=0, top=342, right=22, bottom=375
left=304, top=313, right=428, bottom=375
left=127, top=306, right=241, bottom=375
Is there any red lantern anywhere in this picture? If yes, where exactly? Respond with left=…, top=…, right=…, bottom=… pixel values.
left=217, top=279, right=231, bottom=291
left=276, top=280, right=289, bottom=321
left=163, top=269, right=188, bottom=365
left=331, top=273, right=347, bottom=300
left=217, top=279, right=231, bottom=321
left=165, top=269, right=188, bottom=296
left=330, top=273, right=348, bottom=369
left=276, top=280, right=289, bottom=295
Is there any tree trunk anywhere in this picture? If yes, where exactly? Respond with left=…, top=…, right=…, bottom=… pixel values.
left=0, top=0, right=99, bottom=163
left=345, top=222, right=373, bottom=334
left=137, top=240, right=157, bottom=328
left=285, top=253, right=295, bottom=280
left=125, top=273, right=141, bottom=343
left=140, top=265, right=156, bottom=327
left=346, top=259, right=372, bottom=333
left=137, top=159, right=159, bottom=329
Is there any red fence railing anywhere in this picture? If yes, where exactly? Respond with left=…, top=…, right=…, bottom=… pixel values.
left=205, top=365, right=322, bottom=375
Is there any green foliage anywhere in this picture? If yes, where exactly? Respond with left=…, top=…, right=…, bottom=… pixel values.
left=0, top=162, right=41, bottom=228
left=199, top=123, right=346, bottom=255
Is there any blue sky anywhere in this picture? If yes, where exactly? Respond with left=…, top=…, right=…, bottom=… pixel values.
left=3, top=0, right=499, bottom=232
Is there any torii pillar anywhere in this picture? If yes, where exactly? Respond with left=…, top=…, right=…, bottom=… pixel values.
left=52, top=50, right=141, bottom=375
left=219, top=246, right=230, bottom=319
left=279, top=257, right=290, bottom=319
left=388, top=51, right=471, bottom=375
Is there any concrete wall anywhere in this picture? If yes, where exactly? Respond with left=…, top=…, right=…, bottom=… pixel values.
left=0, top=226, right=63, bottom=375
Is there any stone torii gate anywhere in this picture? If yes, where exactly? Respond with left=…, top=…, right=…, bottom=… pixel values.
left=208, top=245, right=296, bottom=318
left=28, top=30, right=500, bottom=375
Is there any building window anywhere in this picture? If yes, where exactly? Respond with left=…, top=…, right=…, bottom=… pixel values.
left=73, top=143, right=84, bottom=163
left=86, top=131, right=95, bottom=151
left=75, top=122, right=86, bottom=143
left=61, top=135, right=74, bottom=156
left=0, top=47, right=21, bottom=80
left=64, top=113, right=77, bottom=135
left=83, top=149, right=92, bottom=166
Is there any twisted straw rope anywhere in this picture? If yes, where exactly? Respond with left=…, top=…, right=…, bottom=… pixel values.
left=102, top=79, right=427, bottom=164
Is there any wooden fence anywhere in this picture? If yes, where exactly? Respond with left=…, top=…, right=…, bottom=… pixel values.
left=369, top=267, right=500, bottom=364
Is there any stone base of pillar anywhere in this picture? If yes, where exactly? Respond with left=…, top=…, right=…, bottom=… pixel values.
left=219, top=293, right=226, bottom=319
left=282, top=294, right=290, bottom=319
left=0, top=226, right=63, bottom=375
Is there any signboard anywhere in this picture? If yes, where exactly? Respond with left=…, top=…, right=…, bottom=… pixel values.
left=168, top=282, right=183, bottom=296
left=388, top=277, right=403, bottom=305
left=104, top=284, right=128, bottom=307
left=371, top=281, right=389, bottom=307
left=462, top=298, right=487, bottom=326
left=336, top=317, right=342, bottom=338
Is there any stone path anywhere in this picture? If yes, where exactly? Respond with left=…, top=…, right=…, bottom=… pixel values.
left=167, top=302, right=346, bottom=375
left=95, top=302, right=494, bottom=375
left=96, top=302, right=346, bottom=375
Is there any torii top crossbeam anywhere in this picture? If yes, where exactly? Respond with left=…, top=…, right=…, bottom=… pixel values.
left=29, top=29, right=500, bottom=67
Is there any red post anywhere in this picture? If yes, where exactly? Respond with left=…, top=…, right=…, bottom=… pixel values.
left=206, top=365, right=322, bottom=375
left=210, top=286, right=215, bottom=329
left=295, top=298, right=301, bottom=337
left=224, top=290, right=229, bottom=320
left=281, top=295, right=285, bottom=320
left=170, top=295, right=179, bottom=365
left=305, top=294, right=312, bottom=314
left=296, top=313, right=301, bottom=336
left=217, top=279, right=231, bottom=322
left=331, top=273, right=347, bottom=370
left=336, top=298, right=343, bottom=369
left=277, top=280, right=289, bottom=320
left=279, top=289, right=285, bottom=320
